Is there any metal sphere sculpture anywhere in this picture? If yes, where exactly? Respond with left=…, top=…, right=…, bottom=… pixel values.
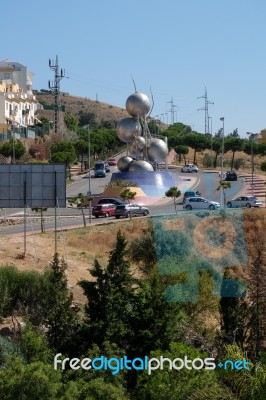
left=117, top=156, right=134, bottom=172
left=147, top=138, right=168, bottom=163
left=115, top=90, right=169, bottom=173
left=116, top=117, right=141, bottom=143
left=128, top=160, right=154, bottom=172
left=126, top=92, right=151, bottom=117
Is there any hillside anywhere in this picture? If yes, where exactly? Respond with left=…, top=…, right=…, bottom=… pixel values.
left=36, top=91, right=131, bottom=126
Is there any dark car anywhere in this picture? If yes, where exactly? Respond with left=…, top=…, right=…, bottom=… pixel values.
left=92, top=204, right=116, bottom=218
left=114, top=204, right=149, bottom=218
left=181, top=190, right=201, bottom=204
left=98, top=197, right=126, bottom=206
left=224, top=171, right=237, bottom=181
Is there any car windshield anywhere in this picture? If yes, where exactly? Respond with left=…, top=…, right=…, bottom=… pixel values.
left=95, top=165, right=104, bottom=170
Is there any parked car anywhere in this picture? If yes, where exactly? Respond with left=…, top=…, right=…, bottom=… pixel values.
left=227, top=196, right=263, bottom=208
left=107, top=158, right=117, bottom=166
left=181, top=190, right=201, bottom=204
left=98, top=197, right=126, bottom=206
left=92, top=204, right=117, bottom=218
left=181, top=164, right=198, bottom=173
left=115, top=204, right=149, bottom=218
left=224, top=171, right=237, bottom=181
left=183, top=197, right=220, bottom=210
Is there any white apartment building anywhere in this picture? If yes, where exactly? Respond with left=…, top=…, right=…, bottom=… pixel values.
left=0, top=60, right=33, bottom=94
left=0, top=61, right=38, bottom=136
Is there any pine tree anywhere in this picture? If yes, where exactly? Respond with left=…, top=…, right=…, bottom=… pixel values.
left=79, top=230, right=137, bottom=349
left=42, top=254, right=79, bottom=353
left=219, top=267, right=248, bottom=348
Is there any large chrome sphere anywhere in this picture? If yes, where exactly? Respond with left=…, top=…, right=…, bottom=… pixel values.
left=126, top=92, right=151, bottom=117
left=147, top=138, right=168, bottom=163
left=117, top=156, right=134, bottom=172
left=128, top=160, right=154, bottom=172
left=116, top=117, right=141, bottom=143
left=128, top=136, right=146, bottom=157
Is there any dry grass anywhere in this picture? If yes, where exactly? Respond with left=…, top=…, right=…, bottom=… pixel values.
left=0, top=219, right=150, bottom=304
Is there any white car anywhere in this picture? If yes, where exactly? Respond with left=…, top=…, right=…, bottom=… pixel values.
left=183, top=197, right=220, bottom=210
left=227, top=196, right=263, bottom=208
left=181, top=164, right=198, bottom=173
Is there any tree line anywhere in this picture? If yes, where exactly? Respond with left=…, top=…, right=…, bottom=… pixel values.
left=163, top=123, right=266, bottom=170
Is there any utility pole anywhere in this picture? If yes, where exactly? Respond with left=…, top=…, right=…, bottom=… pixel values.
left=167, top=97, right=178, bottom=124
left=48, top=55, right=65, bottom=136
left=197, top=87, right=214, bottom=134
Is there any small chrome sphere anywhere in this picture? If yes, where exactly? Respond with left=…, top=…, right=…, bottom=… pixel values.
left=117, top=156, right=134, bottom=172
left=126, top=92, right=151, bottom=117
left=116, top=117, right=141, bottom=143
left=147, top=138, right=168, bottom=163
left=128, top=160, right=154, bottom=172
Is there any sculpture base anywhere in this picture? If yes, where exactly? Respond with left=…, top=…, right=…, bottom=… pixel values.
left=111, top=171, right=183, bottom=197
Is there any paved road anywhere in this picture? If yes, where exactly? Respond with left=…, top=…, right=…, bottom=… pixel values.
left=0, top=169, right=245, bottom=235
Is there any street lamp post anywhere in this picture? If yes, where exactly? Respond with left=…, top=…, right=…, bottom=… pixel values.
left=12, top=122, right=16, bottom=164
left=208, top=116, right=213, bottom=168
left=220, top=117, right=225, bottom=207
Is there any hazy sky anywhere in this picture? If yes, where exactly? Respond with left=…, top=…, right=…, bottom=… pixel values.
left=2, top=0, right=266, bottom=137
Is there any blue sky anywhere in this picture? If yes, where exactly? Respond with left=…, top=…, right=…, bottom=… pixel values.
left=3, top=0, right=266, bottom=137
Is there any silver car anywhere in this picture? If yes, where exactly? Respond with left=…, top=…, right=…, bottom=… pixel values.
left=115, top=204, right=149, bottom=218
left=227, top=196, right=263, bottom=208
left=183, top=197, right=220, bottom=211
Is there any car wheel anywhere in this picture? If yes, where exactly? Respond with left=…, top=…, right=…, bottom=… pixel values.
left=181, top=169, right=184, bottom=172
left=126, top=212, right=130, bottom=218
left=246, top=203, right=251, bottom=208
left=95, top=215, right=99, bottom=218
left=143, top=210, right=149, bottom=216
left=105, top=212, right=110, bottom=217
left=227, top=202, right=232, bottom=208
left=115, top=216, right=120, bottom=219
left=185, top=205, right=192, bottom=210
left=209, top=205, right=215, bottom=210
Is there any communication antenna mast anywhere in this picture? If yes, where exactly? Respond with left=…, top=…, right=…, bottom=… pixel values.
left=197, top=87, right=214, bottom=134
left=48, top=55, right=65, bottom=135
left=166, top=97, right=178, bottom=124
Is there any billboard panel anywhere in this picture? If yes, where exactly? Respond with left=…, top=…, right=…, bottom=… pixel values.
left=0, top=164, right=66, bottom=208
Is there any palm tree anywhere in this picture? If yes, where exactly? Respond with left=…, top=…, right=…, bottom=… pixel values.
left=217, top=181, right=231, bottom=208
left=165, top=186, right=181, bottom=214
left=120, top=188, right=137, bottom=219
